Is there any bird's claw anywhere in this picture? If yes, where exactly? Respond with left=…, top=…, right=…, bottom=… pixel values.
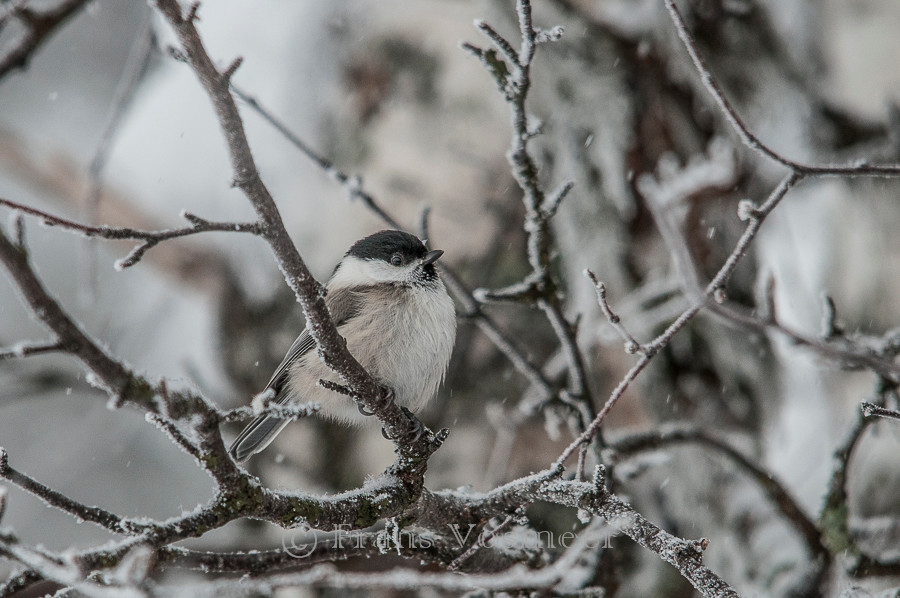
left=401, top=406, right=424, bottom=443
left=381, top=406, right=424, bottom=442
left=360, top=385, right=396, bottom=417
left=379, top=386, right=396, bottom=408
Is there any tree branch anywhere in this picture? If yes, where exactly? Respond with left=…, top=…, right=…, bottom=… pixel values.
left=664, top=0, right=900, bottom=177
left=861, top=401, right=900, bottom=422
left=0, top=339, right=63, bottom=360
left=153, top=0, right=441, bottom=462
left=0, top=197, right=262, bottom=270
left=0, top=0, right=89, bottom=79
left=609, top=426, right=829, bottom=565
left=0, top=225, right=141, bottom=400
left=465, top=0, right=596, bottom=436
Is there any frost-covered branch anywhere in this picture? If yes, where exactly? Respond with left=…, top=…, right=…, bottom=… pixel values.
left=423, top=466, right=739, bottom=598
left=554, top=167, right=803, bottom=470
left=639, top=146, right=900, bottom=383
left=608, top=426, right=829, bottom=566
left=0, top=217, right=453, bottom=592
left=154, top=0, right=443, bottom=459
left=0, top=448, right=135, bottom=535
left=861, top=402, right=900, bottom=422
left=585, top=269, right=645, bottom=355
left=464, top=0, right=595, bottom=433
left=0, top=224, right=140, bottom=399
left=230, top=80, right=556, bottom=405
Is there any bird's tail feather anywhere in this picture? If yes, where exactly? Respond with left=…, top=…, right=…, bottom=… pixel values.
left=229, top=414, right=291, bottom=462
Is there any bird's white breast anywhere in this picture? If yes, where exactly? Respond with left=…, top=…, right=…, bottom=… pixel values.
left=287, top=280, right=456, bottom=424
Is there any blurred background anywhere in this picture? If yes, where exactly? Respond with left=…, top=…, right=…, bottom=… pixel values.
left=1, top=0, right=900, bottom=596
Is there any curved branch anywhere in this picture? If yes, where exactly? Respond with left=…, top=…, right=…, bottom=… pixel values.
left=664, top=0, right=900, bottom=177
left=0, top=226, right=139, bottom=399
left=153, top=0, right=438, bottom=461
left=608, top=427, right=829, bottom=565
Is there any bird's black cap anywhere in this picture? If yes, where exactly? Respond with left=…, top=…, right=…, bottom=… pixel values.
left=346, top=230, right=428, bottom=263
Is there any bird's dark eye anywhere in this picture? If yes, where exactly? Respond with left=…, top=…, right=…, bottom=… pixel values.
left=390, top=254, right=403, bottom=266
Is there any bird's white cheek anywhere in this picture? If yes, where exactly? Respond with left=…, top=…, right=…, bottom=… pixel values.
left=330, top=256, right=415, bottom=286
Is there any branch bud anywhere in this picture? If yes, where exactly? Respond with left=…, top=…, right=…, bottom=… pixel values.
left=737, top=199, right=759, bottom=222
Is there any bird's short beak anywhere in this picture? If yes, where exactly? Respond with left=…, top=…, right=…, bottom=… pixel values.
left=422, top=249, right=444, bottom=266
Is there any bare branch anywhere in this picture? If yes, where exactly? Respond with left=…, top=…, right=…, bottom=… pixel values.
left=229, top=84, right=403, bottom=229
left=154, top=0, right=436, bottom=457
left=0, top=225, right=140, bottom=399
left=585, top=270, right=644, bottom=355
left=557, top=171, right=802, bottom=466
left=664, top=0, right=900, bottom=177
left=820, top=293, right=840, bottom=339
left=466, top=0, right=594, bottom=429
left=144, top=413, right=204, bottom=463
left=447, top=507, right=525, bottom=571
left=861, top=402, right=900, bottom=422
left=0, top=197, right=263, bottom=269
left=609, top=426, right=829, bottom=565
left=0, top=339, right=63, bottom=360
left=428, top=468, right=740, bottom=597
left=0, top=0, right=89, bottom=79
left=585, top=473, right=737, bottom=598
left=0, top=447, right=135, bottom=535
left=541, top=179, right=574, bottom=218
left=158, top=527, right=525, bottom=574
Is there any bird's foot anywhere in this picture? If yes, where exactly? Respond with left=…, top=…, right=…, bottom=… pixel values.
left=401, top=406, right=424, bottom=443
left=378, top=385, right=395, bottom=409
left=358, top=386, right=394, bottom=416
left=381, top=406, right=424, bottom=442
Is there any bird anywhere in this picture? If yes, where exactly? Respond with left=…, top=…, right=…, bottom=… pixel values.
left=229, top=230, right=457, bottom=462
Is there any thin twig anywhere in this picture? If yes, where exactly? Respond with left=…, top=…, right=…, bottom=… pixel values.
left=0, top=226, right=137, bottom=398
left=80, top=11, right=156, bottom=295
left=230, top=84, right=403, bottom=229
left=0, top=197, right=263, bottom=269
left=861, top=402, right=900, bottom=422
left=555, top=171, right=802, bottom=467
left=0, top=0, right=89, bottom=79
left=609, top=426, right=829, bottom=564
left=0, top=447, right=137, bottom=534
left=0, top=340, right=63, bottom=360
left=585, top=269, right=644, bottom=355
left=447, top=507, right=524, bottom=571
left=664, top=0, right=900, bottom=177
left=218, top=401, right=320, bottom=424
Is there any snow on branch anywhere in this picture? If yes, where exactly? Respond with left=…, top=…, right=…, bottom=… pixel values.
left=4, top=0, right=900, bottom=595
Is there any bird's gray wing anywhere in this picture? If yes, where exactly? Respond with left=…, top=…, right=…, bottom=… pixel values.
left=228, top=288, right=365, bottom=462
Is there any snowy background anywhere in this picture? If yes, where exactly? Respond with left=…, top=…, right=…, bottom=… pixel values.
left=1, top=0, right=900, bottom=596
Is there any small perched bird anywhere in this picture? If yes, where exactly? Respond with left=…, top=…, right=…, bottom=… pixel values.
left=229, top=230, right=457, bottom=462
